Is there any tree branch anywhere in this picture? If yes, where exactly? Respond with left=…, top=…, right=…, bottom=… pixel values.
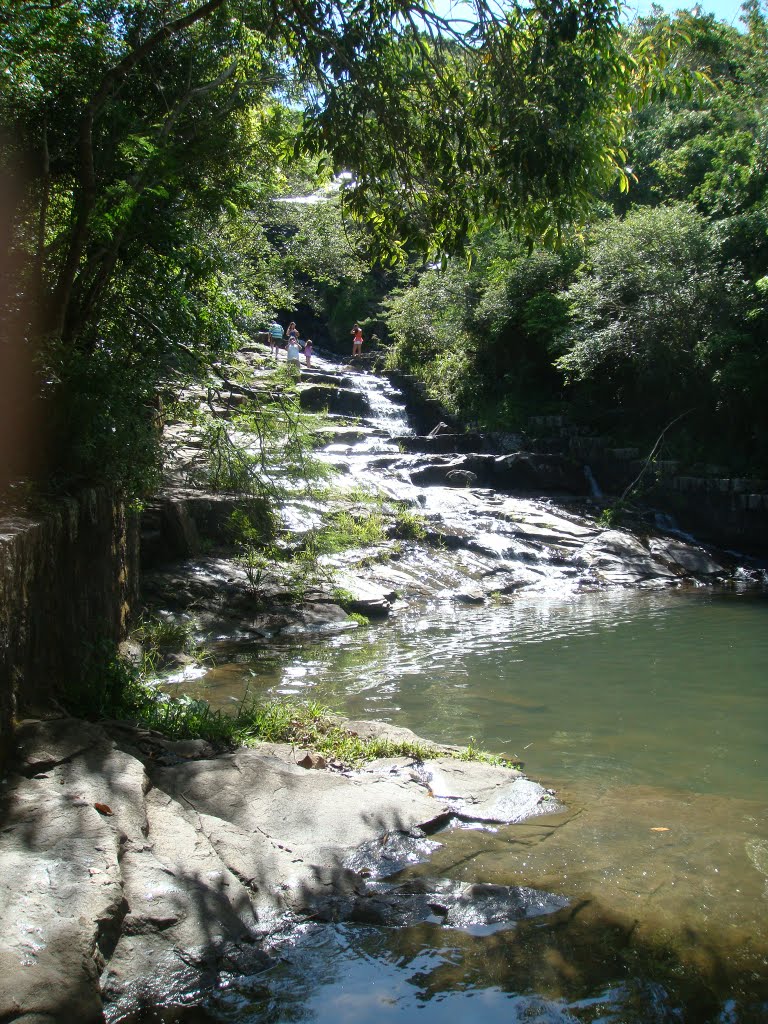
left=619, top=409, right=694, bottom=503
left=35, top=119, right=50, bottom=292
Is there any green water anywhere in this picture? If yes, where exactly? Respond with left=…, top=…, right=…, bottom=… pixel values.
left=193, top=587, right=767, bottom=798
left=179, top=586, right=768, bottom=1022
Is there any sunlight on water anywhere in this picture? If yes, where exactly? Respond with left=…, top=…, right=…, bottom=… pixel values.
left=160, top=364, right=768, bottom=1022
left=195, top=588, right=765, bottom=799
left=182, top=587, right=768, bottom=799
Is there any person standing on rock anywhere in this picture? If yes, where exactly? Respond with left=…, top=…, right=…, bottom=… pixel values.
left=268, top=320, right=283, bottom=357
left=286, top=336, right=301, bottom=371
left=303, top=339, right=313, bottom=367
left=287, top=321, right=299, bottom=345
left=351, top=322, right=363, bottom=357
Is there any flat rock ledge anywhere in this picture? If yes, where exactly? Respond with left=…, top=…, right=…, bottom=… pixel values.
left=0, top=717, right=562, bottom=1023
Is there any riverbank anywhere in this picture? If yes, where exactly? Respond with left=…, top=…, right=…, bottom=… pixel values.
left=0, top=714, right=560, bottom=1022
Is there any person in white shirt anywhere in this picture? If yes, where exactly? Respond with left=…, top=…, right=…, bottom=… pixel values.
left=286, top=338, right=301, bottom=367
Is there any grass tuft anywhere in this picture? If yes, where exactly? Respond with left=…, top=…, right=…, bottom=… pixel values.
left=67, top=650, right=520, bottom=770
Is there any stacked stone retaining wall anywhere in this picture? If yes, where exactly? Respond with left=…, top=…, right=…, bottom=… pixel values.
left=0, top=489, right=139, bottom=762
left=573, top=439, right=768, bottom=555
left=652, top=476, right=768, bottom=554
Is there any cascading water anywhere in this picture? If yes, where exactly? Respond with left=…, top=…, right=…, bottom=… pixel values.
left=354, top=370, right=414, bottom=437
left=157, top=352, right=768, bottom=1024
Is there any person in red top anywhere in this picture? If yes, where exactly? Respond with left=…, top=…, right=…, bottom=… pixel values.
left=351, top=323, right=363, bottom=357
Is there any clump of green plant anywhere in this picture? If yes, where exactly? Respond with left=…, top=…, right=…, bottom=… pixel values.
left=457, top=736, right=520, bottom=768
left=390, top=501, right=427, bottom=540
left=351, top=546, right=400, bottom=569
left=65, top=652, right=521, bottom=770
left=228, top=503, right=279, bottom=546
left=347, top=612, right=370, bottom=627
left=598, top=500, right=627, bottom=528
left=130, top=614, right=210, bottom=673
left=282, top=546, right=328, bottom=601
left=309, top=508, right=386, bottom=554
left=66, top=641, right=143, bottom=720
left=237, top=543, right=279, bottom=595
left=341, top=484, right=385, bottom=504
left=240, top=702, right=522, bottom=769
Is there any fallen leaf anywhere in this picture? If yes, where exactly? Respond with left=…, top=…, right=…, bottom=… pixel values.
left=650, top=826, right=670, bottom=832
left=296, top=752, right=327, bottom=770
left=94, top=802, right=114, bottom=816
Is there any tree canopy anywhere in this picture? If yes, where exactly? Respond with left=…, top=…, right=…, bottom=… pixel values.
left=3, top=0, right=696, bottom=341
left=0, top=0, right=712, bottom=490
left=379, top=4, right=768, bottom=472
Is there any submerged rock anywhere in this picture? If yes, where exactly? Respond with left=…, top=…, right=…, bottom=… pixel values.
left=312, top=876, right=568, bottom=930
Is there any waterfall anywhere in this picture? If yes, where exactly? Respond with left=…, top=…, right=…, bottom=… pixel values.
left=583, top=465, right=602, bottom=499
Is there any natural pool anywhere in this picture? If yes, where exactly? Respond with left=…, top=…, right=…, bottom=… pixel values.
left=171, top=584, right=768, bottom=1023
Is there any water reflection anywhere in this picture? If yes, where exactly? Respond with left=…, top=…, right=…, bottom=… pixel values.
left=151, top=363, right=768, bottom=1022
left=180, top=588, right=767, bottom=800
left=204, top=900, right=768, bottom=1023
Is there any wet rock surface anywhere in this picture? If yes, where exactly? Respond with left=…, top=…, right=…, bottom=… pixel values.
left=309, top=875, right=569, bottom=930
left=140, top=346, right=746, bottom=650
left=5, top=346, right=761, bottom=1022
left=0, top=716, right=561, bottom=1022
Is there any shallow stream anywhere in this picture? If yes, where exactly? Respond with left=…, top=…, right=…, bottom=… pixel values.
left=161, top=359, right=768, bottom=1022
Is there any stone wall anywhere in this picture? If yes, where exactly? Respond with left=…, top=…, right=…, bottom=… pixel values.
left=571, top=438, right=768, bottom=556
left=651, top=475, right=768, bottom=555
left=381, top=386, right=768, bottom=556
left=0, top=489, right=139, bottom=762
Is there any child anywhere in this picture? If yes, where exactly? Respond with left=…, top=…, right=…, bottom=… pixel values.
left=286, top=337, right=301, bottom=369
left=303, top=339, right=313, bottom=367
left=351, top=322, right=363, bottom=357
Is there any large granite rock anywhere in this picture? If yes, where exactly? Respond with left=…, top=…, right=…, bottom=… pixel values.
left=298, top=383, right=369, bottom=416
left=578, top=529, right=728, bottom=585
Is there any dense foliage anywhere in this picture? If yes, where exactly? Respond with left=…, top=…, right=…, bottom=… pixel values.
left=2, top=0, right=702, bottom=494
left=381, top=4, right=768, bottom=472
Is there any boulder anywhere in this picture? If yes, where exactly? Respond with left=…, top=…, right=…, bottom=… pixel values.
left=453, top=583, right=486, bottom=604
left=492, top=453, right=586, bottom=494
left=331, top=573, right=395, bottom=618
left=298, top=384, right=369, bottom=416
left=393, top=432, right=487, bottom=454
left=578, top=529, right=681, bottom=585
left=446, top=469, right=478, bottom=487
left=647, top=536, right=726, bottom=577
left=422, top=760, right=561, bottom=823
left=300, top=370, right=354, bottom=387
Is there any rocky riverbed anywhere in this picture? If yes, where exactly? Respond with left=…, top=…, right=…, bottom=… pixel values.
left=140, top=344, right=760, bottom=655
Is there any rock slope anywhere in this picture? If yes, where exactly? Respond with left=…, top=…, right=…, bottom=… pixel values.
left=0, top=717, right=561, bottom=1022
